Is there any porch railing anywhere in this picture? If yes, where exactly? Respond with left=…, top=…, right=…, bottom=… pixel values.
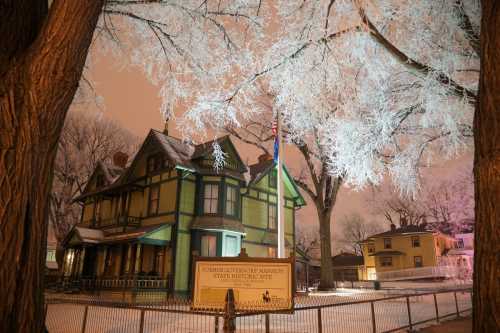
left=377, top=265, right=459, bottom=281
left=98, top=215, right=141, bottom=228
left=63, top=276, right=171, bottom=291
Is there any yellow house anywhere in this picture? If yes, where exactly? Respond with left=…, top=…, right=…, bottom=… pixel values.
left=360, top=224, right=456, bottom=281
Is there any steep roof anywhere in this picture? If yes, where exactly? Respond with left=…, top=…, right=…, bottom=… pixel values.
left=62, top=224, right=171, bottom=246
left=360, top=224, right=438, bottom=243
left=247, top=158, right=306, bottom=206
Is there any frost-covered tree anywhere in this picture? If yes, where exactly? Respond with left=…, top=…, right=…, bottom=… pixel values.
left=50, top=111, right=138, bottom=266
left=423, top=165, right=474, bottom=234
left=180, top=0, right=478, bottom=289
left=0, top=1, right=262, bottom=331
left=339, top=213, right=383, bottom=255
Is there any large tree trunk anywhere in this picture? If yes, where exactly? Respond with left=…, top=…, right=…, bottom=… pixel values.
left=473, top=3, right=500, bottom=332
left=317, top=208, right=335, bottom=290
left=0, top=1, right=104, bottom=332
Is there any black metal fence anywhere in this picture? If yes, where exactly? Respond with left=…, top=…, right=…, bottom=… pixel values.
left=45, top=288, right=472, bottom=333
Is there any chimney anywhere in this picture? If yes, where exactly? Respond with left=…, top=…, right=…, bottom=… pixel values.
left=113, top=151, right=128, bottom=168
left=390, top=223, right=396, bottom=232
left=163, top=118, right=169, bottom=136
left=258, top=153, right=273, bottom=163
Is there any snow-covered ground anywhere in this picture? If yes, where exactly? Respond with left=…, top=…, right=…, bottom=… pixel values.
left=45, top=288, right=471, bottom=333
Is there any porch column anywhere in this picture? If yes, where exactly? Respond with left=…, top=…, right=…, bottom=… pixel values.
left=77, top=248, right=86, bottom=277
left=100, top=246, right=108, bottom=276
left=134, top=243, right=142, bottom=274
left=306, top=261, right=309, bottom=290
left=124, top=244, right=132, bottom=275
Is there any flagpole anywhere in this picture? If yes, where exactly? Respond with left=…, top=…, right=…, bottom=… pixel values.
left=276, top=110, right=286, bottom=258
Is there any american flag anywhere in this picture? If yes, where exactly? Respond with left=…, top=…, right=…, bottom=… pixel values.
left=272, top=119, right=279, bottom=163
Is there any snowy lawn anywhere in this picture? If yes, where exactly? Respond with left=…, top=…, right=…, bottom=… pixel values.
left=45, top=289, right=471, bottom=333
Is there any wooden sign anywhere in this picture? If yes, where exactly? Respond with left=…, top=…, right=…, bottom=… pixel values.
left=192, top=254, right=294, bottom=311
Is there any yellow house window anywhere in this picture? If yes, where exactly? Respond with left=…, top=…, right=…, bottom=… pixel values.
left=411, top=236, right=420, bottom=247
left=381, top=257, right=392, bottom=267
left=368, top=245, right=375, bottom=253
left=414, top=256, right=423, bottom=267
left=383, top=238, right=392, bottom=249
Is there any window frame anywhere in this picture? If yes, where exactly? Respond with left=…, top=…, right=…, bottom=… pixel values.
left=381, top=257, right=392, bottom=267
left=147, top=153, right=167, bottom=175
left=414, top=256, right=423, bottom=268
left=201, top=234, right=218, bottom=257
left=148, top=184, right=160, bottom=216
left=383, top=238, right=392, bottom=249
left=411, top=236, right=420, bottom=248
left=203, top=183, right=220, bottom=215
left=368, top=245, right=375, bottom=254
left=268, top=203, right=277, bottom=230
left=224, top=184, right=239, bottom=218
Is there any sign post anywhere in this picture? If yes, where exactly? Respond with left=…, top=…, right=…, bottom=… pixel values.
left=192, top=253, right=294, bottom=312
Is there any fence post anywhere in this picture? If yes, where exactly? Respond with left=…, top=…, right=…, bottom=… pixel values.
left=370, top=302, right=376, bottom=333
left=433, top=293, right=439, bottom=323
left=454, top=292, right=460, bottom=318
left=317, top=308, right=322, bottom=333
left=215, top=315, right=220, bottom=333
left=223, top=289, right=236, bottom=333
left=81, top=305, right=88, bottom=333
left=139, top=309, right=145, bottom=333
left=265, top=313, right=270, bottom=333
left=406, top=296, right=412, bottom=331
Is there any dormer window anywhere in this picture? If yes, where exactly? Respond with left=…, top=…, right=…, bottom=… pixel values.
left=96, top=174, right=105, bottom=188
left=147, top=153, right=165, bottom=174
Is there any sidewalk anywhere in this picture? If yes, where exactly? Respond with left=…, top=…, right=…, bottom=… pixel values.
left=418, top=317, right=472, bottom=333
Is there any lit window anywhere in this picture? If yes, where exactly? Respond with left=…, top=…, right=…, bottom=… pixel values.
left=147, top=154, right=164, bottom=174
left=383, top=238, right=392, bottom=249
left=203, top=184, right=219, bottom=214
left=411, top=236, right=420, bottom=248
left=201, top=235, right=217, bottom=257
left=268, top=247, right=277, bottom=258
left=414, top=256, right=423, bottom=268
left=268, top=204, right=277, bottom=230
left=94, top=200, right=101, bottom=221
left=224, top=235, right=239, bottom=257
left=148, top=184, right=160, bottom=215
left=225, top=186, right=238, bottom=217
left=381, top=257, right=392, bottom=267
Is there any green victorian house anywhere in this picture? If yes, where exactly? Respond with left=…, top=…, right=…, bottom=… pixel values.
left=62, top=127, right=305, bottom=294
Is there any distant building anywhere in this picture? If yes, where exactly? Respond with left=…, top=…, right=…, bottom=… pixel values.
left=61, top=129, right=305, bottom=295
left=360, top=224, right=458, bottom=281
left=440, top=233, right=474, bottom=280
left=331, top=252, right=365, bottom=281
